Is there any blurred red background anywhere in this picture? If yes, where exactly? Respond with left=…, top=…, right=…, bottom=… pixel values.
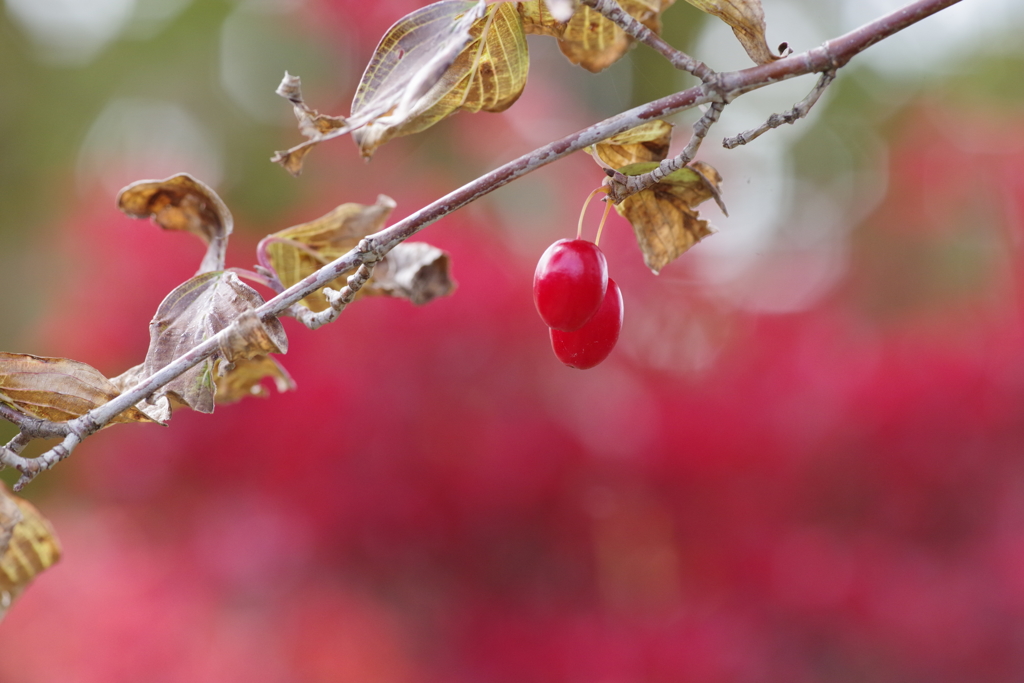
left=3, top=0, right=1024, bottom=681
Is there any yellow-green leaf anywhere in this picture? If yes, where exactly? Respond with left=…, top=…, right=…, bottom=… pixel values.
left=117, top=174, right=234, bottom=275
left=519, top=0, right=674, bottom=73
left=683, top=0, right=777, bottom=65
left=0, top=485, right=61, bottom=623
left=215, top=357, right=296, bottom=405
left=263, top=195, right=455, bottom=310
left=589, top=120, right=673, bottom=169
left=264, top=195, right=397, bottom=312
left=352, top=0, right=529, bottom=158
left=0, top=353, right=156, bottom=425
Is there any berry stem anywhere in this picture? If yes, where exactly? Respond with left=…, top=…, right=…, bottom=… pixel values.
left=594, top=196, right=613, bottom=247
left=577, top=186, right=611, bottom=241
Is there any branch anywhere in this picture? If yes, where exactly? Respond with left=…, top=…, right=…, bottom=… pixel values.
left=723, top=70, right=835, bottom=149
left=603, top=0, right=964, bottom=203
left=290, top=240, right=379, bottom=330
left=0, top=0, right=964, bottom=490
left=580, top=0, right=715, bottom=81
left=0, top=404, right=69, bottom=439
left=604, top=102, right=724, bottom=203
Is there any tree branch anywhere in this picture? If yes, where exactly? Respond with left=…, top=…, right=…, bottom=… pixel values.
left=580, top=0, right=715, bottom=81
left=0, top=0, right=965, bottom=490
left=604, top=102, right=723, bottom=203
left=723, top=70, right=835, bottom=149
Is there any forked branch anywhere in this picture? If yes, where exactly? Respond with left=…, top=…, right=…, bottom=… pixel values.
left=723, top=70, right=836, bottom=149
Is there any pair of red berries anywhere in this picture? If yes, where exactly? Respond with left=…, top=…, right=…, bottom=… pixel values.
left=533, top=238, right=623, bottom=369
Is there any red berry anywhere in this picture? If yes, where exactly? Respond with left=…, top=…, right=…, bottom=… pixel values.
left=533, top=239, right=608, bottom=331
left=550, top=279, right=623, bottom=369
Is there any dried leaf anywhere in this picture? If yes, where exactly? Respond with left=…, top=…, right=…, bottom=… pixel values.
left=264, top=195, right=397, bottom=313
left=351, top=0, right=529, bottom=158
left=110, top=364, right=173, bottom=423
left=366, top=242, right=457, bottom=305
left=263, top=195, right=455, bottom=310
left=683, top=0, right=778, bottom=65
left=144, top=272, right=287, bottom=414
left=215, top=357, right=296, bottom=404
left=0, top=485, right=61, bottom=623
left=0, top=353, right=156, bottom=425
left=613, top=161, right=723, bottom=273
left=271, top=73, right=350, bottom=177
left=589, top=120, right=673, bottom=169
left=519, top=0, right=674, bottom=73
left=117, top=174, right=234, bottom=274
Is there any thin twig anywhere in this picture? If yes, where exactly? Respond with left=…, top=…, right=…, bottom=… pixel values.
left=0, top=404, right=70, bottom=439
left=604, top=102, right=723, bottom=203
left=580, top=0, right=715, bottom=81
left=291, top=240, right=379, bottom=330
left=723, top=70, right=836, bottom=149
left=0, top=0, right=965, bottom=489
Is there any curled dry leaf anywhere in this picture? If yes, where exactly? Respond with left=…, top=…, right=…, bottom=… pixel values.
left=613, top=160, right=723, bottom=274
left=215, top=356, right=296, bottom=405
left=351, top=0, right=529, bottom=158
left=518, top=0, right=675, bottom=73
left=117, top=174, right=234, bottom=274
left=588, top=120, right=673, bottom=169
left=683, top=0, right=778, bottom=65
left=143, top=272, right=287, bottom=414
left=272, top=73, right=349, bottom=177
left=366, top=242, right=457, bottom=305
left=0, top=485, right=61, bottom=624
left=0, top=353, right=156, bottom=425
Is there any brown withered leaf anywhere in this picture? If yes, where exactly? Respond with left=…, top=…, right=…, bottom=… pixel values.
left=613, top=161, right=723, bottom=273
left=272, top=73, right=349, bottom=177
left=117, top=174, right=233, bottom=275
left=589, top=120, right=673, bottom=169
left=0, top=485, right=61, bottom=623
left=215, top=356, right=295, bottom=405
left=110, top=364, right=173, bottom=423
left=366, top=242, right=457, bottom=305
left=351, top=0, right=529, bottom=158
left=519, top=0, right=674, bottom=73
left=683, top=0, right=778, bottom=65
left=143, top=272, right=287, bottom=414
left=264, top=195, right=397, bottom=313
left=0, top=353, right=156, bottom=425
